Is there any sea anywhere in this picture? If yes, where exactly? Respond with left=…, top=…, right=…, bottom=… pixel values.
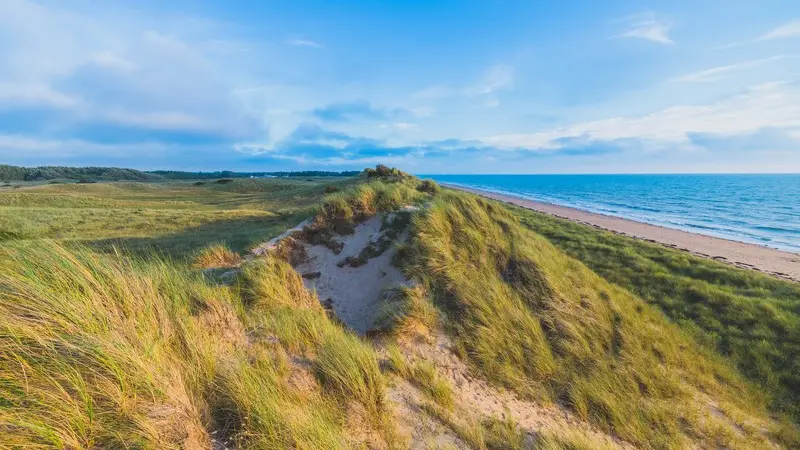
left=422, top=174, right=800, bottom=254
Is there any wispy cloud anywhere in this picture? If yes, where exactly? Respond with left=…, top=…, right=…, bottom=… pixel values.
left=758, top=20, right=800, bottom=41
left=409, top=106, right=435, bottom=117
left=477, top=81, right=800, bottom=150
left=469, top=64, right=514, bottom=95
left=287, top=38, right=324, bottom=48
left=616, top=14, right=674, bottom=44
left=412, top=85, right=450, bottom=100
left=312, top=100, right=395, bottom=122
left=671, top=55, right=792, bottom=83
left=0, top=82, right=79, bottom=109
left=380, top=122, right=417, bottom=130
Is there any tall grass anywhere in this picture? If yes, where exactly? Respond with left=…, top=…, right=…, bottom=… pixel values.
left=397, top=191, right=788, bottom=448
left=513, top=205, right=800, bottom=423
left=0, top=241, right=391, bottom=448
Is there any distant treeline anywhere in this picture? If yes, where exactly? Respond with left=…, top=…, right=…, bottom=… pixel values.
left=149, top=170, right=361, bottom=179
left=0, top=165, right=361, bottom=182
left=0, top=165, right=162, bottom=182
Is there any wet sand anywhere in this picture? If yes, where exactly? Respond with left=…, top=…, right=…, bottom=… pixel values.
left=446, top=184, right=800, bottom=282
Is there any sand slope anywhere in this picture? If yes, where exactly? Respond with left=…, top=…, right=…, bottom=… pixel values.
left=295, top=213, right=412, bottom=334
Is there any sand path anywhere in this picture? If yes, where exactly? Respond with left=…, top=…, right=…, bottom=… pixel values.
left=295, top=213, right=412, bottom=334
left=447, top=185, right=800, bottom=282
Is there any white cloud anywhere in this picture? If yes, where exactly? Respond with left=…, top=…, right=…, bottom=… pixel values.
left=410, top=106, right=435, bottom=117
left=470, top=64, right=514, bottom=95
left=758, top=20, right=800, bottom=41
left=672, top=55, right=792, bottom=83
left=380, top=122, right=417, bottom=130
left=413, top=85, right=449, bottom=100
left=89, top=51, right=137, bottom=72
left=104, top=110, right=215, bottom=131
left=0, top=0, right=265, bottom=141
left=482, top=97, right=500, bottom=108
left=0, top=82, right=79, bottom=109
left=617, top=14, right=674, bottom=44
left=478, top=81, right=800, bottom=150
left=0, top=134, right=168, bottom=159
left=287, top=38, right=324, bottom=48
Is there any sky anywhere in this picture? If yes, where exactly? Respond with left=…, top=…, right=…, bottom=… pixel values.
left=1, top=0, right=800, bottom=173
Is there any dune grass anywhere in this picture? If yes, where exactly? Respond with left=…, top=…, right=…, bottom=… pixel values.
left=510, top=205, right=800, bottom=423
left=396, top=190, right=790, bottom=448
left=0, top=241, right=391, bottom=448
left=0, top=177, right=359, bottom=260
left=192, top=242, right=243, bottom=268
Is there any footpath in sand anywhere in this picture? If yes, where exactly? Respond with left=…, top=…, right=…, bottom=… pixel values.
left=295, top=212, right=412, bottom=334
left=447, top=184, right=800, bottom=282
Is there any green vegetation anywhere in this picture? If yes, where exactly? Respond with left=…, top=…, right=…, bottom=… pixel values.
left=192, top=242, right=243, bottom=269
left=510, top=205, right=800, bottom=422
left=0, top=176, right=359, bottom=260
left=0, top=242, right=392, bottom=449
left=2, top=168, right=799, bottom=449
left=0, top=164, right=162, bottom=182
left=152, top=169, right=361, bottom=179
left=397, top=189, right=791, bottom=448
left=386, top=345, right=454, bottom=409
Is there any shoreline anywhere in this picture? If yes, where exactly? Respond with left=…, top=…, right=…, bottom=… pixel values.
left=445, top=184, right=800, bottom=282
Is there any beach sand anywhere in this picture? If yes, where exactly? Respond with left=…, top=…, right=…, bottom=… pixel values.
left=447, top=184, right=800, bottom=282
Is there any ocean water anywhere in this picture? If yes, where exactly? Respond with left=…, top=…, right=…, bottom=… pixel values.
left=423, top=174, right=800, bottom=253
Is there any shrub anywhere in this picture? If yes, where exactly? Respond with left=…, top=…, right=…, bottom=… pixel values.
left=417, top=179, right=441, bottom=195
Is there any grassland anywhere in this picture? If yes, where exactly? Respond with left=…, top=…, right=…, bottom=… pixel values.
left=509, top=204, right=800, bottom=422
left=1, top=171, right=799, bottom=449
left=394, top=189, right=796, bottom=448
left=0, top=241, right=395, bottom=449
left=0, top=177, right=359, bottom=260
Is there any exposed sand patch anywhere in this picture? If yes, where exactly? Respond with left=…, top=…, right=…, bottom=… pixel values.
left=397, top=336, right=631, bottom=449
left=251, top=218, right=311, bottom=256
left=295, top=213, right=412, bottom=334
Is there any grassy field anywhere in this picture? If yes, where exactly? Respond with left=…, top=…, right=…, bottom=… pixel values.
left=2, top=172, right=799, bottom=449
left=395, top=189, right=794, bottom=448
left=0, top=177, right=358, bottom=260
left=509, top=204, right=800, bottom=422
left=0, top=240, right=396, bottom=449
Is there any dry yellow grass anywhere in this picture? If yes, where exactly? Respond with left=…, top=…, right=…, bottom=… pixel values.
left=0, top=241, right=392, bottom=449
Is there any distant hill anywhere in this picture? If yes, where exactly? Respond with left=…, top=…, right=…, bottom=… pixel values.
left=0, top=165, right=361, bottom=182
left=0, top=165, right=163, bottom=182
left=150, top=170, right=361, bottom=179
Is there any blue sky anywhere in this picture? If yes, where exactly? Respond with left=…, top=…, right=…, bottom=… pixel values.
left=1, top=0, right=799, bottom=173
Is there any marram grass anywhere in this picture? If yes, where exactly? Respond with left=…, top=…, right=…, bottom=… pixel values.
left=0, top=241, right=391, bottom=449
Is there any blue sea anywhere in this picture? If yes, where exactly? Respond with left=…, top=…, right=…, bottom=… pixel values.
left=422, top=174, right=800, bottom=253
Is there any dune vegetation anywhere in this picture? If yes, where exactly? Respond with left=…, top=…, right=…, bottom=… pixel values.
left=0, top=176, right=359, bottom=259
left=512, top=207, right=800, bottom=421
left=1, top=167, right=799, bottom=449
left=0, top=241, right=395, bottom=449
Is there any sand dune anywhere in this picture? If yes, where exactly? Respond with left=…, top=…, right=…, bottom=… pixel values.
left=447, top=184, right=800, bottom=282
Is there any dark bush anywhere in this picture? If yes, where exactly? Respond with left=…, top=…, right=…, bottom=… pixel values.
left=324, top=185, right=340, bottom=193
left=417, top=179, right=441, bottom=195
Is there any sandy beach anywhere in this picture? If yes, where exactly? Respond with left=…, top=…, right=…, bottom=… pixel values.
left=447, top=184, right=800, bottom=282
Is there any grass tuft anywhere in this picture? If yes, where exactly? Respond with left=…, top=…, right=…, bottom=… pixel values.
left=192, top=242, right=242, bottom=268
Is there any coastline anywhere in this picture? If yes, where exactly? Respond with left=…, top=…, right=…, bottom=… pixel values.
left=445, top=184, right=800, bottom=282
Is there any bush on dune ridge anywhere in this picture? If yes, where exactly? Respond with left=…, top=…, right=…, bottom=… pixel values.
left=0, top=241, right=391, bottom=449
left=397, top=190, right=791, bottom=448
